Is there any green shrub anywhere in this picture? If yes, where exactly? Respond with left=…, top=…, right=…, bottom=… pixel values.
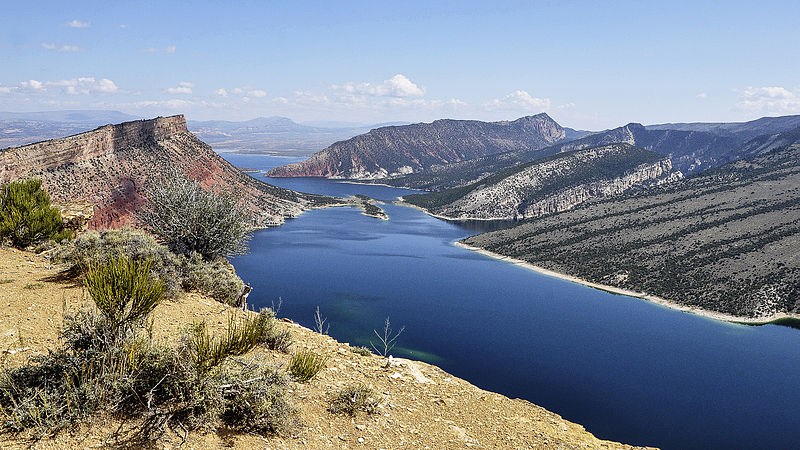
left=0, top=306, right=296, bottom=440
left=187, top=310, right=291, bottom=376
left=350, top=346, right=372, bottom=356
left=328, top=383, right=380, bottom=416
left=182, top=252, right=244, bottom=306
left=0, top=178, right=71, bottom=248
left=288, top=349, right=327, bottom=382
left=54, top=228, right=247, bottom=305
left=83, top=255, right=165, bottom=342
left=137, top=170, right=252, bottom=259
left=53, top=228, right=182, bottom=297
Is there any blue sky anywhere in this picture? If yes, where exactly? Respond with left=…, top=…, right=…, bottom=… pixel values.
left=1, top=0, right=798, bottom=129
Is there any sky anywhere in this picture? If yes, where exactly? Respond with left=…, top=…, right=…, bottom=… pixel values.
left=1, top=0, right=799, bottom=130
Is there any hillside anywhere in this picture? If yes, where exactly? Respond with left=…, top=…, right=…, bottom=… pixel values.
left=0, top=247, right=650, bottom=449
left=647, top=115, right=800, bottom=140
left=462, top=144, right=800, bottom=318
left=267, top=113, right=568, bottom=179
left=374, top=115, right=800, bottom=192
left=0, top=115, right=335, bottom=229
left=403, top=144, right=679, bottom=221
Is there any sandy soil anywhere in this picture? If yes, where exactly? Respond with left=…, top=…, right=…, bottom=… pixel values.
left=0, top=246, right=654, bottom=449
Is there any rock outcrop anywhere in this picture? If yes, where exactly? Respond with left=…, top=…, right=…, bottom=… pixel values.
left=463, top=143, right=800, bottom=318
left=404, top=144, right=680, bottom=220
left=0, top=115, right=331, bottom=229
left=267, top=113, right=568, bottom=179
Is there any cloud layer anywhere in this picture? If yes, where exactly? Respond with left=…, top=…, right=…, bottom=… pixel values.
left=736, top=86, right=800, bottom=113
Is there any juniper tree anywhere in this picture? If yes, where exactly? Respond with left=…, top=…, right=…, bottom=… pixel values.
left=0, top=177, right=71, bottom=247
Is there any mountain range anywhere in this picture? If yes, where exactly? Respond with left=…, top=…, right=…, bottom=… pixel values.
left=463, top=141, right=800, bottom=318
left=267, top=113, right=583, bottom=179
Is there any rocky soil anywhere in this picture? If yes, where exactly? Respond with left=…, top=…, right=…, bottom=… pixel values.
left=0, top=247, right=653, bottom=449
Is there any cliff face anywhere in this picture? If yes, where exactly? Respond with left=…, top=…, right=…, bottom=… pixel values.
left=0, top=116, right=329, bottom=229
left=463, top=144, right=800, bottom=318
left=404, top=144, right=680, bottom=221
left=267, top=113, right=567, bottom=179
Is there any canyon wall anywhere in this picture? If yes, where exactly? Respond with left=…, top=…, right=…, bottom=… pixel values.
left=0, top=115, right=329, bottom=229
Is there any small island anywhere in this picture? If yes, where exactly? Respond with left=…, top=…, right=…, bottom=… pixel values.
left=352, top=194, right=389, bottom=220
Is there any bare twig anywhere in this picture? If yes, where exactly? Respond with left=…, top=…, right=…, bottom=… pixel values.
left=314, top=306, right=330, bottom=335
left=370, top=317, right=405, bottom=357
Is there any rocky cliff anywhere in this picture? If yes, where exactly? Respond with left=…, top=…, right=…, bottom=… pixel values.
left=267, top=113, right=568, bottom=179
left=404, top=144, right=680, bottom=220
left=463, top=144, right=800, bottom=318
left=0, top=115, right=332, bottom=229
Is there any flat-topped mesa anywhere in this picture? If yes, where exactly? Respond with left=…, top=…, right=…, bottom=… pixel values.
left=0, top=115, right=328, bottom=229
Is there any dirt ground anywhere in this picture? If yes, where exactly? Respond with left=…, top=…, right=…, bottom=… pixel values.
left=0, top=247, right=654, bottom=449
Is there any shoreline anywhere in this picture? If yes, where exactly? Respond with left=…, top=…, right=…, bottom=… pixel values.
left=453, top=241, right=800, bottom=326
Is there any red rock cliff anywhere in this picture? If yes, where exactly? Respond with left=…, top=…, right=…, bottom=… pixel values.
left=0, top=115, right=327, bottom=229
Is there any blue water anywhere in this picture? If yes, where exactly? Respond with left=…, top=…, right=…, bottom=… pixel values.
left=224, top=153, right=800, bottom=450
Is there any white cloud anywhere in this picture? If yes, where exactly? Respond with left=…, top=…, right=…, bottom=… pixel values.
left=166, top=81, right=194, bottom=94
left=696, top=92, right=708, bottom=99
left=332, top=74, right=425, bottom=98
left=143, top=45, right=176, bottom=54
left=20, top=80, right=44, bottom=90
left=67, top=20, right=90, bottom=28
left=41, top=42, right=81, bottom=52
left=231, top=88, right=244, bottom=95
left=272, top=97, right=289, bottom=104
left=557, top=102, right=576, bottom=109
left=120, top=24, right=127, bottom=28
left=0, top=86, right=15, bottom=94
left=29, top=77, right=120, bottom=95
left=485, top=90, right=551, bottom=111
left=735, top=86, right=800, bottom=113
left=125, top=99, right=197, bottom=109
left=95, top=78, right=119, bottom=93
left=249, top=89, right=267, bottom=98
left=214, top=88, right=228, bottom=97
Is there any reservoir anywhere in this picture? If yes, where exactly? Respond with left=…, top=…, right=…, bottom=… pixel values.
left=225, top=153, right=800, bottom=450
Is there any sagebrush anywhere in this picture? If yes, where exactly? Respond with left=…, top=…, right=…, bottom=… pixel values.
left=328, top=383, right=380, bottom=416
left=137, top=170, right=252, bottom=259
left=0, top=269, right=295, bottom=442
left=54, top=228, right=246, bottom=305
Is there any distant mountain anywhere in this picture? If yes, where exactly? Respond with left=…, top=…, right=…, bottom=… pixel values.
left=0, top=115, right=332, bottom=229
left=0, top=110, right=143, bottom=149
left=403, top=144, right=679, bottom=221
left=187, top=116, right=387, bottom=156
left=647, top=115, right=800, bottom=141
left=267, top=113, right=569, bottom=179
left=0, top=110, right=140, bottom=123
left=376, top=122, right=736, bottom=191
left=463, top=143, right=800, bottom=318
left=717, top=125, right=800, bottom=164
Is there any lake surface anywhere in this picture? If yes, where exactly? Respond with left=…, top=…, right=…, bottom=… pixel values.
left=224, top=153, right=800, bottom=450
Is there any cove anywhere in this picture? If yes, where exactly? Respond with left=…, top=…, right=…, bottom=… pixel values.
left=224, top=153, right=800, bottom=450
